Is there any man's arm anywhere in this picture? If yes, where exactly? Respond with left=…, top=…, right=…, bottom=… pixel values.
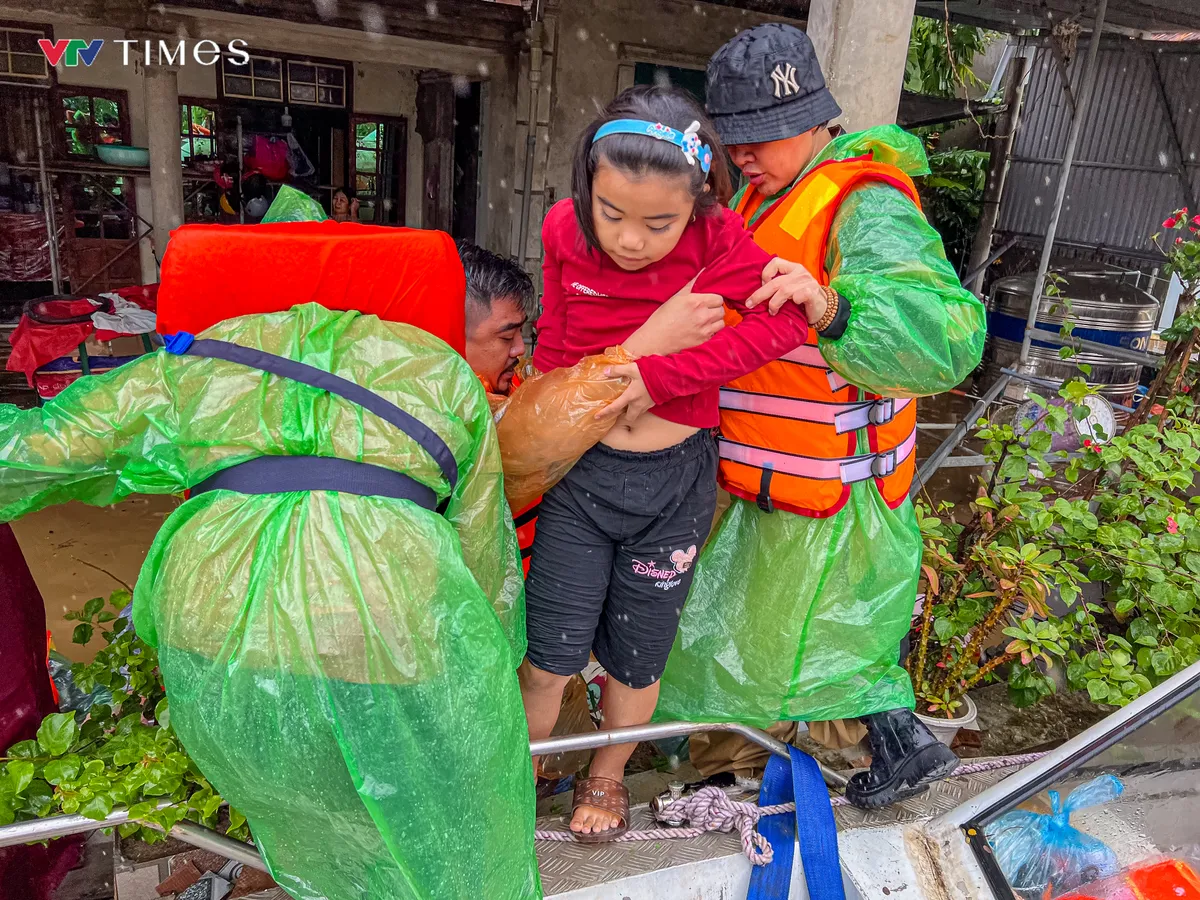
left=0, top=354, right=182, bottom=522
left=819, top=182, right=987, bottom=397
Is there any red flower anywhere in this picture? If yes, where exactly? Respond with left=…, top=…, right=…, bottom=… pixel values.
left=1164, top=217, right=1179, bottom=228
left=1185, top=385, right=1192, bottom=394
left=1152, top=403, right=1165, bottom=416
left=1193, top=216, right=1200, bottom=226
left=1168, top=516, right=1179, bottom=534
left=1082, top=439, right=1093, bottom=448
left=1178, top=237, right=1186, bottom=244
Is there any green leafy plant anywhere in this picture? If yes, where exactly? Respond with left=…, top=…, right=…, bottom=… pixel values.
left=905, top=16, right=993, bottom=99
left=911, top=212, right=1200, bottom=716
left=912, top=378, right=1200, bottom=716
left=918, top=146, right=991, bottom=273
left=0, top=591, right=247, bottom=844
left=905, top=16, right=998, bottom=274
left=1135, top=208, right=1200, bottom=428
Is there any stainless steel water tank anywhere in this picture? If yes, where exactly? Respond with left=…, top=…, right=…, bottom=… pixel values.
left=984, top=270, right=1160, bottom=409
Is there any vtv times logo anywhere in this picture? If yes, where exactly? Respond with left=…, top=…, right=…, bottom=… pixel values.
left=39, top=38, right=250, bottom=68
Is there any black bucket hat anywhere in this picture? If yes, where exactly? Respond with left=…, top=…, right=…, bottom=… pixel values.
left=706, top=23, right=842, bottom=146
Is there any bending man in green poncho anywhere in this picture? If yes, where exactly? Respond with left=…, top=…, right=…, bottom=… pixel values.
left=0, top=224, right=540, bottom=899
left=655, top=23, right=987, bottom=808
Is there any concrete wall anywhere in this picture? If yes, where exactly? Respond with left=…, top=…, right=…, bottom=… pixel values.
left=504, top=0, right=801, bottom=281
left=353, top=60, right=423, bottom=228
left=546, top=0, right=795, bottom=204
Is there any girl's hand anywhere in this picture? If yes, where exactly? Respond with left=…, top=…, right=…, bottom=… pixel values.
left=623, top=274, right=726, bottom=357
left=597, top=364, right=654, bottom=423
left=746, top=258, right=827, bottom=323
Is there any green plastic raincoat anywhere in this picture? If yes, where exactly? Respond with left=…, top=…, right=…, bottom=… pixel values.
left=656, top=126, right=986, bottom=727
left=0, top=304, right=540, bottom=900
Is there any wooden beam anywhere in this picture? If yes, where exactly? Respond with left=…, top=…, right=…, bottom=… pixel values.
left=695, top=0, right=809, bottom=19
left=917, top=0, right=1200, bottom=35
left=167, top=0, right=528, bottom=50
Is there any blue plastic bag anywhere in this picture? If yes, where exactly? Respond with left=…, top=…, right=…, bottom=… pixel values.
left=986, top=775, right=1124, bottom=899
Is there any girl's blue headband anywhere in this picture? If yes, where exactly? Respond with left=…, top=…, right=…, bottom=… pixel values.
left=592, top=119, right=714, bottom=175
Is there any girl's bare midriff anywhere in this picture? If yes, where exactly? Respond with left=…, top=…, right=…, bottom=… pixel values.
left=601, top=410, right=700, bottom=452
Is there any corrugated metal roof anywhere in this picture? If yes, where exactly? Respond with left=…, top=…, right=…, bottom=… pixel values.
left=997, top=44, right=1199, bottom=260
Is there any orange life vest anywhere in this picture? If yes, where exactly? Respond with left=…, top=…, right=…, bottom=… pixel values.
left=718, top=154, right=922, bottom=519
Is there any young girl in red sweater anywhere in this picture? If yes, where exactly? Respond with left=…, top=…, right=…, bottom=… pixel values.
left=521, top=86, right=813, bottom=840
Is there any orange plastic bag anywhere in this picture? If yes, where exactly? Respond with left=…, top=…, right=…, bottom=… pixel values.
left=493, top=346, right=633, bottom=512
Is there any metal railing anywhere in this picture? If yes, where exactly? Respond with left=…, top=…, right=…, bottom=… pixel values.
left=0, top=721, right=844, bottom=866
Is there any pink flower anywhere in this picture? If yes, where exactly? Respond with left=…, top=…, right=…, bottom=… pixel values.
left=1178, top=237, right=1186, bottom=244
left=1152, top=403, right=1165, bottom=416
left=1168, top=516, right=1179, bottom=534
left=1164, top=217, right=1179, bottom=228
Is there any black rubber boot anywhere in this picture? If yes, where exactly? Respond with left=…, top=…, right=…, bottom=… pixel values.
left=844, top=709, right=960, bottom=809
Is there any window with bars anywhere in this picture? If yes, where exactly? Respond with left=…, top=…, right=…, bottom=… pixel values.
left=180, top=102, right=217, bottom=162
left=353, top=118, right=405, bottom=225
left=0, top=25, right=49, bottom=84
left=61, top=91, right=127, bottom=156
left=222, top=54, right=284, bottom=102
left=288, top=60, right=346, bottom=107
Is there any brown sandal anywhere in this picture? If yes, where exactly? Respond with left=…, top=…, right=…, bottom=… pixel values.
left=570, top=775, right=630, bottom=843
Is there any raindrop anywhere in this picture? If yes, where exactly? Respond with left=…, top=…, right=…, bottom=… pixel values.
left=576, top=27, right=589, bottom=41
left=1158, top=151, right=1169, bottom=167
left=452, top=74, right=470, bottom=96
left=477, top=61, right=490, bottom=77
left=500, top=178, right=508, bottom=188
left=1034, top=196, right=1043, bottom=207
left=425, top=0, right=438, bottom=16
left=313, top=0, right=336, bottom=18
left=360, top=3, right=386, bottom=34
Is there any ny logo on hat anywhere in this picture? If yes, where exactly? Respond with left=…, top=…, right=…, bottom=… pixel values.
left=770, top=62, right=800, bottom=99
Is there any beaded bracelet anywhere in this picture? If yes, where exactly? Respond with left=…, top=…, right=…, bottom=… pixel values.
left=814, top=286, right=839, bottom=333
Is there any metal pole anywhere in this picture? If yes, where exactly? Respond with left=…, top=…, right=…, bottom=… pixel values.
left=911, top=372, right=1013, bottom=496
left=0, top=801, right=270, bottom=873
left=151, top=821, right=269, bottom=873
left=33, top=97, right=62, bottom=294
left=531, top=720, right=849, bottom=789
left=935, top=657, right=1200, bottom=829
left=967, top=37, right=1031, bottom=295
left=1018, top=0, right=1109, bottom=365
left=516, top=22, right=544, bottom=267
left=1025, top=327, right=1165, bottom=369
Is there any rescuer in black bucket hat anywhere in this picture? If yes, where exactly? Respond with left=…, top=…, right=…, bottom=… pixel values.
left=656, top=22, right=990, bottom=810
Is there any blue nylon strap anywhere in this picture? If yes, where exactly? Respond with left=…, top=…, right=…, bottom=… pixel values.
left=192, top=455, right=439, bottom=510
left=749, top=746, right=846, bottom=900
left=164, top=334, right=458, bottom=491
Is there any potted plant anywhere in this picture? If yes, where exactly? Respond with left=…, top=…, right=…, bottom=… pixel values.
left=0, top=591, right=248, bottom=843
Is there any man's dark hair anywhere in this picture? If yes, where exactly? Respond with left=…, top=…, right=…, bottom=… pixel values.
left=456, top=241, right=536, bottom=320
left=571, top=85, right=733, bottom=253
